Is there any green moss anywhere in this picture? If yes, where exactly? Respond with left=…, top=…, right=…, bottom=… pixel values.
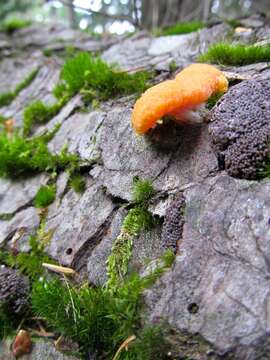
left=132, top=178, right=155, bottom=205
left=0, top=307, right=15, bottom=340
left=160, top=249, right=176, bottom=268
left=0, top=222, right=57, bottom=341
left=198, top=42, right=270, bottom=65
left=122, top=207, right=154, bottom=236
left=0, top=213, right=13, bottom=221
left=106, top=233, right=133, bottom=291
left=140, top=250, right=175, bottom=289
left=16, top=68, right=39, bottom=93
left=0, top=130, right=79, bottom=178
left=53, top=82, right=69, bottom=100
left=60, top=52, right=150, bottom=101
left=0, top=131, right=54, bottom=177
left=69, top=174, right=86, bottom=193
left=0, top=227, right=56, bottom=281
left=23, top=99, right=65, bottom=136
left=63, top=45, right=78, bottom=58
left=23, top=52, right=149, bottom=134
left=2, top=18, right=31, bottom=34
left=45, top=45, right=80, bottom=61
left=169, top=60, right=178, bottom=73
left=107, top=178, right=156, bottom=291
left=0, top=115, right=6, bottom=122
left=0, top=192, right=173, bottom=357
left=226, top=19, right=242, bottom=28
left=0, top=92, right=14, bottom=107
left=0, top=68, right=38, bottom=108
left=34, top=185, right=56, bottom=208
left=160, top=21, right=204, bottom=36
left=126, top=326, right=171, bottom=360
left=258, top=155, right=270, bottom=178
left=31, top=252, right=173, bottom=358
left=42, top=48, right=53, bottom=57
left=206, top=91, right=224, bottom=109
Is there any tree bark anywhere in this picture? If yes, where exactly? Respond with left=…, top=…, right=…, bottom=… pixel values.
left=203, top=0, right=212, bottom=22
left=67, top=0, right=76, bottom=29
left=250, top=0, right=269, bottom=14
left=141, top=0, right=207, bottom=30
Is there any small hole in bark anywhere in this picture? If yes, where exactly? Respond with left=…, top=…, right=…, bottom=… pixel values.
left=217, top=153, right=225, bottom=170
left=187, top=303, right=199, bottom=314
left=133, top=175, right=139, bottom=183
left=268, top=217, right=270, bottom=225
left=66, top=248, right=73, bottom=255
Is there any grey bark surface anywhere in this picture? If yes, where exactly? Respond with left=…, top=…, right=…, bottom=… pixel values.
left=1, top=17, right=270, bottom=359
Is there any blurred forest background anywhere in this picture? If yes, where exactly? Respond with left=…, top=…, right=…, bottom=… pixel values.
left=1, top=0, right=270, bottom=35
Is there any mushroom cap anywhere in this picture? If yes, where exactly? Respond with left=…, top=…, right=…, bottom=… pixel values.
left=132, top=63, right=228, bottom=135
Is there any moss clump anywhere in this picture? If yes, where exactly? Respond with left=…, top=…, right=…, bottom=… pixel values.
left=0, top=228, right=56, bottom=281
left=23, top=99, right=65, bottom=136
left=127, top=326, right=171, bottom=360
left=106, top=178, right=156, bottom=290
left=52, top=82, right=69, bottom=100
left=123, top=207, right=154, bottom=236
left=0, top=115, right=7, bottom=126
left=0, top=307, right=15, bottom=340
left=160, top=248, right=175, bottom=268
left=31, top=253, right=173, bottom=358
left=0, top=68, right=38, bottom=107
left=0, top=223, right=57, bottom=340
left=59, top=52, right=150, bottom=100
left=0, top=131, right=54, bottom=177
left=106, top=232, right=133, bottom=291
left=161, top=21, right=204, bottom=36
left=23, top=52, right=149, bottom=134
left=258, top=157, right=270, bottom=179
left=206, top=91, right=224, bottom=109
left=34, top=185, right=56, bottom=208
left=198, top=42, right=270, bottom=65
left=69, top=173, right=86, bottom=193
left=132, top=178, right=156, bottom=206
left=0, top=223, right=54, bottom=341
left=226, top=19, right=242, bottom=28
left=0, top=130, right=78, bottom=178
left=169, top=60, right=178, bottom=73
left=0, top=92, right=15, bottom=107
left=42, top=48, right=53, bottom=57
left=2, top=18, right=31, bottom=34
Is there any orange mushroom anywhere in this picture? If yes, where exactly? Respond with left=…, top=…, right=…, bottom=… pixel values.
left=12, top=330, right=32, bottom=358
left=131, top=63, right=228, bottom=135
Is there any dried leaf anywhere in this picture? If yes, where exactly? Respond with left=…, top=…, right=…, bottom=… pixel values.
left=42, top=263, right=76, bottom=275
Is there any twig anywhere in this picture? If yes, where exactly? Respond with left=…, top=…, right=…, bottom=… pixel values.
left=112, top=335, right=136, bottom=360
left=42, top=263, right=76, bottom=276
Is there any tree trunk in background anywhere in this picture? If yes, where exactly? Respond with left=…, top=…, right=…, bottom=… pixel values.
left=251, top=0, right=270, bottom=14
left=203, top=0, right=213, bottom=22
left=141, top=0, right=207, bottom=30
left=180, top=0, right=204, bottom=21
left=67, top=0, right=76, bottom=29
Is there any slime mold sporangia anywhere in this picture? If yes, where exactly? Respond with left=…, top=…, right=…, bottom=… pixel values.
left=131, top=63, right=228, bottom=135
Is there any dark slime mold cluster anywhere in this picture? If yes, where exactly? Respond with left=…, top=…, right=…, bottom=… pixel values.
left=161, top=193, right=185, bottom=253
left=0, top=267, right=29, bottom=316
left=208, top=78, right=270, bottom=179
